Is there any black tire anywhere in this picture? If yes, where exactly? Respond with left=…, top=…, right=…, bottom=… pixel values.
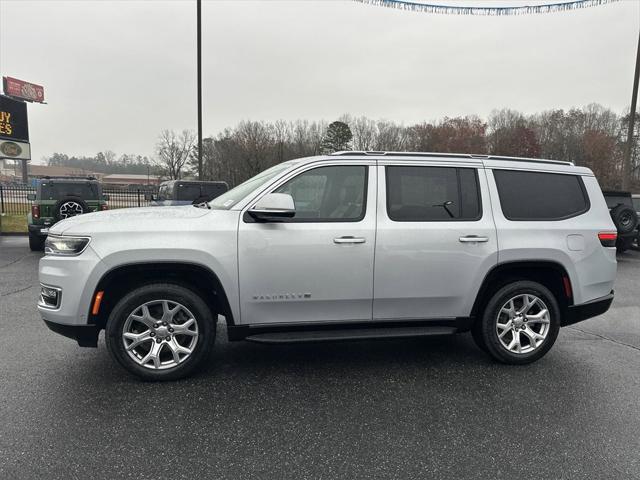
left=105, top=283, right=216, bottom=381
left=610, top=204, right=638, bottom=235
left=53, top=196, right=89, bottom=221
left=471, top=318, right=488, bottom=352
left=475, top=281, right=560, bottom=365
left=616, top=235, right=634, bottom=254
left=28, top=233, right=45, bottom=251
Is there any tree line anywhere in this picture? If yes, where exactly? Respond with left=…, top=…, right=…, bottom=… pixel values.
left=44, top=103, right=639, bottom=190
left=46, top=151, right=154, bottom=175
left=188, top=104, right=640, bottom=190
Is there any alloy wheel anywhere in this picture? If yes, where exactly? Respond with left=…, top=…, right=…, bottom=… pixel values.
left=496, top=293, right=550, bottom=354
left=59, top=201, right=84, bottom=218
left=122, top=299, right=199, bottom=370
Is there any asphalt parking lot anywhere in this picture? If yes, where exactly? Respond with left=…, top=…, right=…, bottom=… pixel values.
left=0, top=236, right=639, bottom=480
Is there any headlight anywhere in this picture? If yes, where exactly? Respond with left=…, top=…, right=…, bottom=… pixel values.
left=44, top=235, right=91, bottom=256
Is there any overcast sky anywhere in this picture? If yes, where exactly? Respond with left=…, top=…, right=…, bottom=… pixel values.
left=1, top=0, right=638, bottom=163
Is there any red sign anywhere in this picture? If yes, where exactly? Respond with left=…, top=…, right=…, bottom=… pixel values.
left=2, top=77, right=45, bottom=103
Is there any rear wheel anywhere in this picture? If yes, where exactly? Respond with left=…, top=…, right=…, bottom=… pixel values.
left=105, top=283, right=215, bottom=381
left=474, top=281, right=560, bottom=364
left=28, top=232, right=45, bottom=251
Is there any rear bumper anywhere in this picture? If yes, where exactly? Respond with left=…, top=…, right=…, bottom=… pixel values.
left=28, top=223, right=52, bottom=237
left=617, top=233, right=635, bottom=250
left=562, top=291, right=614, bottom=327
left=43, top=319, right=99, bottom=347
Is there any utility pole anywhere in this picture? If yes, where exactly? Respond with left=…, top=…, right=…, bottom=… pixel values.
left=197, top=0, right=203, bottom=180
left=622, top=30, right=640, bottom=190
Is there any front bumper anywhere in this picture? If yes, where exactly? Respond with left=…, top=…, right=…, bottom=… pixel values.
left=43, top=320, right=100, bottom=347
left=562, top=291, right=614, bottom=327
left=37, top=245, right=106, bottom=325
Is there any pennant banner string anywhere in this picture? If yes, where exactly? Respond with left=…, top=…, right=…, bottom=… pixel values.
left=353, top=0, right=622, bottom=16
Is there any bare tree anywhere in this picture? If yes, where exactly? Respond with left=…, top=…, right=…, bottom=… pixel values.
left=156, top=129, right=196, bottom=180
left=165, top=105, right=640, bottom=190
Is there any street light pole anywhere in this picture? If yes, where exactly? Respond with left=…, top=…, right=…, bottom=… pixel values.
left=197, top=0, right=203, bottom=181
left=622, top=30, right=640, bottom=190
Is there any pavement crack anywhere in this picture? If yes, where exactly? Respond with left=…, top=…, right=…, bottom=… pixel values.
left=0, top=253, right=35, bottom=269
left=568, top=326, right=640, bottom=354
left=0, top=285, right=33, bottom=297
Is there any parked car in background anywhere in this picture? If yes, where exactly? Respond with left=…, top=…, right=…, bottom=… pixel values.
left=37, top=152, right=616, bottom=381
left=147, top=180, right=228, bottom=207
left=633, top=194, right=640, bottom=248
left=602, top=191, right=638, bottom=252
left=27, top=176, right=108, bottom=251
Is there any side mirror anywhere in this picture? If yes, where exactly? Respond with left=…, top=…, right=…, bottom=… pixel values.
left=27, top=193, right=36, bottom=201
left=102, top=194, right=110, bottom=201
left=248, top=193, right=295, bottom=221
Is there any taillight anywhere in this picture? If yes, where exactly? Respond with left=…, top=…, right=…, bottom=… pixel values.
left=598, top=232, right=617, bottom=247
left=31, top=204, right=40, bottom=220
left=100, top=204, right=109, bottom=211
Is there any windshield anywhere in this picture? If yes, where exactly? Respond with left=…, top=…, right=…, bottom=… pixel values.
left=157, top=184, right=171, bottom=201
left=209, top=162, right=294, bottom=210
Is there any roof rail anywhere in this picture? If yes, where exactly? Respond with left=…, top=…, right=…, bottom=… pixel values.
left=40, top=175, right=98, bottom=181
left=328, top=151, right=572, bottom=166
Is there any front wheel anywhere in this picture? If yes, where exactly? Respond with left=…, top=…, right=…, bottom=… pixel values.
left=105, top=283, right=215, bottom=381
left=474, top=281, right=560, bottom=364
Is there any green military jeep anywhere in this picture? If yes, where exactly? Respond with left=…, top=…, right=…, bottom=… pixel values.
left=27, top=177, right=109, bottom=251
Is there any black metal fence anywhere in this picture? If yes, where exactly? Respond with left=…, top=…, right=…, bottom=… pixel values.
left=0, top=185, right=35, bottom=215
left=0, top=185, right=159, bottom=216
left=103, top=187, right=159, bottom=210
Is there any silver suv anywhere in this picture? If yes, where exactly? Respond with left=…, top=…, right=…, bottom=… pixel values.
left=38, top=152, right=617, bottom=380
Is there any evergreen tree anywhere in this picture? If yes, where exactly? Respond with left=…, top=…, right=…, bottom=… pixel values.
left=321, top=121, right=353, bottom=153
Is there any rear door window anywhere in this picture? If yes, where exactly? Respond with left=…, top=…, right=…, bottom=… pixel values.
left=385, top=166, right=481, bottom=221
left=493, top=169, right=589, bottom=221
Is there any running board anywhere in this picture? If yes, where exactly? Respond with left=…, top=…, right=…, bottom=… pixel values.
left=244, top=326, right=457, bottom=344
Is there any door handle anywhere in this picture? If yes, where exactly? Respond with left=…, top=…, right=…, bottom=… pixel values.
left=459, top=235, right=489, bottom=243
left=334, top=236, right=366, bottom=244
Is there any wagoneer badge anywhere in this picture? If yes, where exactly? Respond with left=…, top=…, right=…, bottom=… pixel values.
left=253, top=293, right=311, bottom=301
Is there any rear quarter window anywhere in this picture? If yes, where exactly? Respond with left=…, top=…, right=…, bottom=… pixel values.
left=603, top=193, right=633, bottom=209
left=177, top=184, right=202, bottom=201
left=202, top=183, right=227, bottom=198
left=493, top=169, right=589, bottom=221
